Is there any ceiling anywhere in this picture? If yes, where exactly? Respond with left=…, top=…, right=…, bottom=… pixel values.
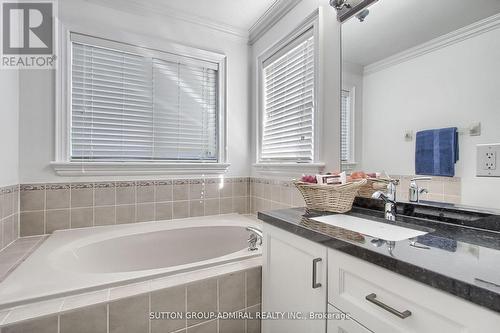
left=151, top=0, right=277, bottom=31
left=343, top=0, right=500, bottom=66
left=92, top=0, right=278, bottom=34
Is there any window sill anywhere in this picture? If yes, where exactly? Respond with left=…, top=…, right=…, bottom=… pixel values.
left=50, top=161, right=230, bottom=176
left=341, top=161, right=358, bottom=171
left=253, top=162, right=325, bottom=175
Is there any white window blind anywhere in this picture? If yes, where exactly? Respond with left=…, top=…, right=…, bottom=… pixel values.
left=70, top=34, right=218, bottom=162
left=341, top=89, right=352, bottom=162
left=260, top=30, right=315, bottom=162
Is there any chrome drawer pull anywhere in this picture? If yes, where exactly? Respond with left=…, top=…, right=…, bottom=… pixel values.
left=365, top=293, right=412, bottom=319
left=312, top=258, right=322, bottom=289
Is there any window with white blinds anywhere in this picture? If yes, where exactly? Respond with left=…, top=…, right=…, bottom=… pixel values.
left=341, top=89, right=352, bottom=162
left=70, top=34, right=219, bottom=162
left=260, top=30, right=315, bottom=163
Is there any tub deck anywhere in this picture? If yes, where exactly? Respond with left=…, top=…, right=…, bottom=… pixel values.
left=0, top=214, right=261, bottom=310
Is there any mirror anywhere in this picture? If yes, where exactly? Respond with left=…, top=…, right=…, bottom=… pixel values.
left=341, top=0, right=500, bottom=210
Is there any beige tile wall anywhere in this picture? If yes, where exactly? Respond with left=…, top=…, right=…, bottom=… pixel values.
left=392, top=175, right=462, bottom=204
left=19, top=178, right=250, bottom=237
left=0, top=185, right=19, bottom=252
left=249, top=176, right=463, bottom=213
left=16, top=174, right=463, bottom=238
left=0, top=267, right=262, bottom=333
left=249, top=178, right=305, bottom=214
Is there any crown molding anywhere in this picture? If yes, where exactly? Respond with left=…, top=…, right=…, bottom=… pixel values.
left=364, top=13, right=500, bottom=75
left=83, top=0, right=249, bottom=40
left=248, top=0, right=302, bottom=45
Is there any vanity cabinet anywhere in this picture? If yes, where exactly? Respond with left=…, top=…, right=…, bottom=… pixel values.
left=262, top=223, right=327, bottom=333
left=328, top=249, right=500, bottom=333
left=327, top=305, right=372, bottom=333
left=262, top=222, right=500, bottom=333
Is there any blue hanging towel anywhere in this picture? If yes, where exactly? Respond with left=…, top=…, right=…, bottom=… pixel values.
left=415, top=127, right=459, bottom=177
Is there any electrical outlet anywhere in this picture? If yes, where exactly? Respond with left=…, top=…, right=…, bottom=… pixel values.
left=477, top=144, right=500, bottom=177
left=485, top=152, right=496, bottom=170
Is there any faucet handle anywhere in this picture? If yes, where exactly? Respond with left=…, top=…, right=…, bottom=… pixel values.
left=382, top=178, right=399, bottom=189
left=410, top=177, right=431, bottom=190
left=388, top=179, right=400, bottom=186
left=411, top=177, right=432, bottom=182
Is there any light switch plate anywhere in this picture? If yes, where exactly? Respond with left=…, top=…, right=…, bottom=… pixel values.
left=477, top=144, right=500, bottom=177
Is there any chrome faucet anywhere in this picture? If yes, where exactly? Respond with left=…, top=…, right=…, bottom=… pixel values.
left=246, top=226, right=263, bottom=251
left=372, top=179, right=400, bottom=221
left=371, top=239, right=396, bottom=257
left=408, top=177, right=431, bottom=203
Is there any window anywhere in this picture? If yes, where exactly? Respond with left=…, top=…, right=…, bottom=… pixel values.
left=259, top=29, right=315, bottom=163
left=70, top=33, right=221, bottom=163
left=341, top=89, right=354, bottom=163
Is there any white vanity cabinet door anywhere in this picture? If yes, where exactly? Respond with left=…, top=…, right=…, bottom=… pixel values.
left=327, top=305, right=373, bottom=333
left=262, top=223, right=327, bottom=333
left=328, top=249, right=500, bottom=333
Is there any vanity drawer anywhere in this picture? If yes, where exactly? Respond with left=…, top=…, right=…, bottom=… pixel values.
left=327, top=304, right=373, bottom=333
left=328, top=249, right=500, bottom=333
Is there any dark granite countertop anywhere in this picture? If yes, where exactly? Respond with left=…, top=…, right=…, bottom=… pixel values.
left=258, top=205, right=500, bottom=313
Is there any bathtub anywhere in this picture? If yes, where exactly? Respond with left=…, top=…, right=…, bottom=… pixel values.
left=0, top=214, right=261, bottom=309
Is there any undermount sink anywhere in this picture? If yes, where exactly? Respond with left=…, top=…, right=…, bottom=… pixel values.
left=312, top=214, right=428, bottom=242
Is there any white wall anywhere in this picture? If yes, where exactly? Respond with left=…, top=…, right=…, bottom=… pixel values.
left=361, top=27, right=500, bottom=208
left=0, top=69, right=19, bottom=187
left=250, top=0, right=342, bottom=178
left=18, top=0, right=250, bottom=183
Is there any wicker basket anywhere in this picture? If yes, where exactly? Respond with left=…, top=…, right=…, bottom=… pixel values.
left=294, top=179, right=367, bottom=213
left=357, top=178, right=390, bottom=198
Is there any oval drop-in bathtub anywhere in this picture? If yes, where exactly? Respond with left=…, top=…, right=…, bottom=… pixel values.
left=60, top=226, right=250, bottom=273
left=0, top=214, right=261, bottom=309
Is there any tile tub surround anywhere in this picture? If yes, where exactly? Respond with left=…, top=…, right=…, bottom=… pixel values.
left=0, top=265, right=262, bottom=333
left=0, top=236, right=46, bottom=282
left=19, top=178, right=250, bottom=237
left=0, top=185, right=19, bottom=252
left=18, top=175, right=464, bottom=236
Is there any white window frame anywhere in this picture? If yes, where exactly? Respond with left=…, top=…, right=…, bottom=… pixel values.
left=53, top=24, right=229, bottom=176
left=254, top=12, right=324, bottom=171
left=341, top=86, right=356, bottom=166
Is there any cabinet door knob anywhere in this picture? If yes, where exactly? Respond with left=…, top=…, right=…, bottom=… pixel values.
left=365, top=293, right=412, bottom=319
left=312, top=258, right=322, bottom=289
